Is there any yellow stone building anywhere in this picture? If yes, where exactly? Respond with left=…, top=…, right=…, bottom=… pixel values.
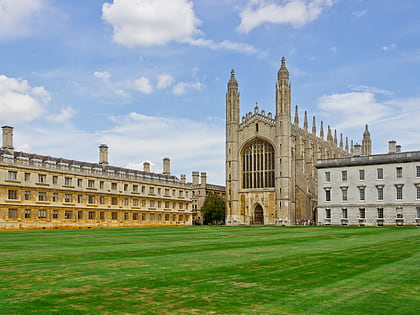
left=225, top=58, right=370, bottom=225
left=0, top=126, right=203, bottom=230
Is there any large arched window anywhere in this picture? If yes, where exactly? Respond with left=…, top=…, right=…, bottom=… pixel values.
left=242, top=139, right=275, bottom=189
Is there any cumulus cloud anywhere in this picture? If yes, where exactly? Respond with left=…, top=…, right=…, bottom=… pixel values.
left=0, top=75, right=50, bottom=123
left=47, top=106, right=76, bottom=123
left=157, top=74, right=175, bottom=90
left=102, top=0, right=201, bottom=47
left=237, top=0, right=336, bottom=33
left=317, top=90, right=420, bottom=153
left=172, top=81, right=204, bottom=95
left=101, top=0, right=259, bottom=55
left=134, top=76, right=153, bottom=94
left=0, top=0, right=48, bottom=39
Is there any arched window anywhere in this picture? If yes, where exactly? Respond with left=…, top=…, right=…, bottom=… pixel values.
left=242, top=139, right=275, bottom=189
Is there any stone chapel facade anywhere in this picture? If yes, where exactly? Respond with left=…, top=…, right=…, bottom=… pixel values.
left=225, top=58, right=371, bottom=226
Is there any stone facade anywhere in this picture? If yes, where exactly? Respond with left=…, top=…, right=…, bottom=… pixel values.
left=0, top=126, right=220, bottom=230
left=190, top=171, right=225, bottom=225
left=225, top=58, right=357, bottom=226
left=317, top=143, right=420, bottom=226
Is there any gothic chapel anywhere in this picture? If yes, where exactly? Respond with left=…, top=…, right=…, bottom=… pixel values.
left=225, top=58, right=371, bottom=225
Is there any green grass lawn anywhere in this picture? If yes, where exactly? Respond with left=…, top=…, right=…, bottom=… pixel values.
left=0, top=226, right=419, bottom=314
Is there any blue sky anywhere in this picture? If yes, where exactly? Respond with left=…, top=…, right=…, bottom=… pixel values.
left=0, top=0, right=419, bottom=185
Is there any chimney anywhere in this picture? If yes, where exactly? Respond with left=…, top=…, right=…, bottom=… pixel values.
left=143, top=161, right=151, bottom=172
left=180, top=174, right=186, bottom=183
left=200, top=172, right=207, bottom=187
left=396, top=145, right=401, bottom=153
left=192, top=171, right=199, bottom=185
left=2, top=126, right=14, bottom=153
left=353, top=143, right=362, bottom=156
left=162, top=157, right=170, bottom=175
left=99, top=144, right=109, bottom=165
left=388, top=140, right=397, bottom=154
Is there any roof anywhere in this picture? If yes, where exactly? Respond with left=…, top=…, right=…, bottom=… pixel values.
left=0, top=149, right=180, bottom=182
left=316, top=150, right=420, bottom=169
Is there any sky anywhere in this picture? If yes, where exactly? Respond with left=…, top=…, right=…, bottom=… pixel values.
left=0, top=0, right=419, bottom=185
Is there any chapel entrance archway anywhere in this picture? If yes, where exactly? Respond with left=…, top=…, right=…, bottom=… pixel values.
left=254, top=205, right=264, bottom=225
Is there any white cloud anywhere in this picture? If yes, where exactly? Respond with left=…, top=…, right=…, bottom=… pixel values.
left=102, top=0, right=201, bottom=47
left=184, top=38, right=258, bottom=55
left=172, top=81, right=204, bottom=95
left=318, top=92, right=389, bottom=129
left=47, top=106, right=76, bottom=123
left=102, top=112, right=225, bottom=183
left=237, top=0, right=336, bottom=32
left=101, top=0, right=258, bottom=55
left=317, top=91, right=420, bottom=153
left=382, top=43, right=397, bottom=51
left=94, top=71, right=111, bottom=81
left=157, top=74, right=175, bottom=90
left=0, top=75, right=50, bottom=123
left=349, top=85, right=393, bottom=96
left=0, top=0, right=47, bottom=39
left=134, top=76, right=153, bottom=94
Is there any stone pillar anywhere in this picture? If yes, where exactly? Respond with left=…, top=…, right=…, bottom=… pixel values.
left=200, top=172, right=207, bottom=187
left=388, top=140, right=396, bottom=153
left=2, top=126, right=14, bottom=153
left=99, top=144, right=109, bottom=165
left=192, top=171, right=199, bottom=185
left=354, top=143, right=362, bottom=156
left=163, top=157, right=170, bottom=175
left=143, top=162, right=151, bottom=172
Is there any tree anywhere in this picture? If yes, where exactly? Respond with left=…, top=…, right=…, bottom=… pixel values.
left=200, top=193, right=225, bottom=225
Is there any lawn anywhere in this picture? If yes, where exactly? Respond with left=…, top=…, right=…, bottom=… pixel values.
left=0, top=226, right=418, bottom=314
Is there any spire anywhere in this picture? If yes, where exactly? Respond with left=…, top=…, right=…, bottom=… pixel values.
left=277, top=56, right=289, bottom=81
left=362, top=124, right=372, bottom=155
left=303, top=111, right=308, bottom=132
left=276, top=57, right=291, bottom=118
left=312, top=116, right=316, bottom=135
left=294, top=105, right=299, bottom=126
left=345, top=137, right=349, bottom=152
left=339, top=133, right=343, bottom=149
left=327, top=125, right=332, bottom=144
left=320, top=121, right=324, bottom=139
left=226, top=69, right=240, bottom=124
left=333, top=129, right=338, bottom=146
left=228, top=69, right=238, bottom=90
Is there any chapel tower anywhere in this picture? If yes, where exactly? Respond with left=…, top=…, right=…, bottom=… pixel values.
left=225, top=58, right=359, bottom=226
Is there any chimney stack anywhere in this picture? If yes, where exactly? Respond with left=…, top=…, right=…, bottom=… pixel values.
left=354, top=143, right=362, bottom=156
left=143, top=161, right=151, bottom=172
left=388, top=140, right=397, bottom=154
left=200, top=172, right=207, bottom=187
left=396, top=145, right=401, bottom=153
left=192, top=171, right=199, bottom=185
left=2, top=126, right=14, bottom=153
left=99, top=144, right=109, bottom=165
left=180, top=174, right=186, bottom=183
left=162, top=157, right=170, bottom=175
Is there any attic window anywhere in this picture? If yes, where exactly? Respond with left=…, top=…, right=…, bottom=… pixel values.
left=256, top=123, right=259, bottom=132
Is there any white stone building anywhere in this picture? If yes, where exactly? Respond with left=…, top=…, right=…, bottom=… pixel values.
left=317, top=142, right=420, bottom=226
